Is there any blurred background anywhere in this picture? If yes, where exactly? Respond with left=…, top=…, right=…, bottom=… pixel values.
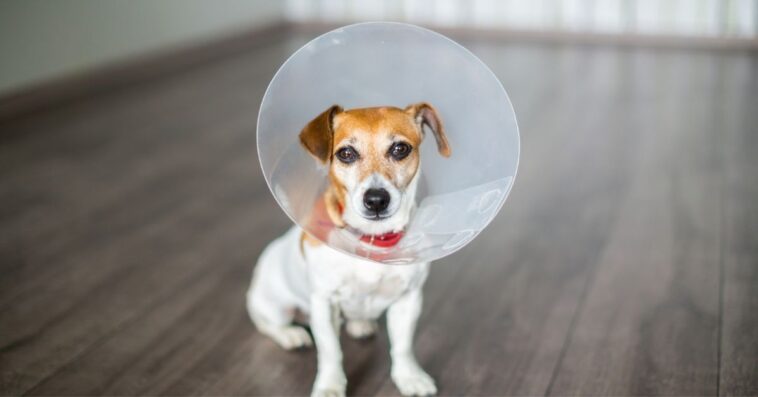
left=1, top=0, right=756, bottom=96
left=1, top=1, right=756, bottom=396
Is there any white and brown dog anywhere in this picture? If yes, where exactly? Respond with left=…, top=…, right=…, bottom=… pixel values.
left=247, top=103, right=450, bottom=397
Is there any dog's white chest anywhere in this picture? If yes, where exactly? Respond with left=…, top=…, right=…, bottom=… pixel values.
left=334, top=268, right=411, bottom=319
left=305, top=245, right=429, bottom=320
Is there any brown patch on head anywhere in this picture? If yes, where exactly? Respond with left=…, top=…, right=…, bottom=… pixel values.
left=330, top=106, right=423, bottom=189
left=333, top=107, right=423, bottom=148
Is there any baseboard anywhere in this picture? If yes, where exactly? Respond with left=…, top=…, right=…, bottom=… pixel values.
left=0, top=21, right=291, bottom=123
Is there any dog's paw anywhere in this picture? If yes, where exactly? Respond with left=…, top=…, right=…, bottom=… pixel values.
left=269, top=325, right=313, bottom=350
left=310, top=387, right=345, bottom=397
left=392, top=365, right=437, bottom=396
left=345, top=319, right=377, bottom=339
left=311, top=372, right=346, bottom=397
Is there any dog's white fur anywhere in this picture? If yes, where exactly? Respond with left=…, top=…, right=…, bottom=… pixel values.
left=246, top=177, right=435, bottom=396
left=247, top=105, right=444, bottom=397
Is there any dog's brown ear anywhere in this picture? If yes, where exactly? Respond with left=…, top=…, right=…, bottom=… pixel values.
left=405, top=102, right=451, bottom=157
left=300, top=105, right=343, bottom=163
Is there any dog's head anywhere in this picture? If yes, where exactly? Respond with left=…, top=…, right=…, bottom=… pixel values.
left=300, top=103, right=450, bottom=236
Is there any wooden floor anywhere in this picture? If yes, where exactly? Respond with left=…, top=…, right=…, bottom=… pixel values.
left=1, top=30, right=757, bottom=396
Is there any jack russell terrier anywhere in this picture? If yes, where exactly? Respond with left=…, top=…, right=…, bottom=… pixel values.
left=247, top=103, right=450, bottom=397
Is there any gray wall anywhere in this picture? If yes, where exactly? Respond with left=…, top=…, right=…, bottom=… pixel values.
left=0, top=0, right=285, bottom=95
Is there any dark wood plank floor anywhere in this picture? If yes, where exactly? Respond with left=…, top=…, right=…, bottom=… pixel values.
left=1, top=30, right=757, bottom=396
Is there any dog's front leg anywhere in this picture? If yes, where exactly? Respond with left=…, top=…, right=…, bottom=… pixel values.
left=387, top=289, right=437, bottom=396
left=310, top=294, right=346, bottom=397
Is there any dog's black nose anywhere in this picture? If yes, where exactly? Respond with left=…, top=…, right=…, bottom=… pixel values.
left=363, top=188, right=390, bottom=213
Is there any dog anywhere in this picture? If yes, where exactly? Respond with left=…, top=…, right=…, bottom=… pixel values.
left=247, top=102, right=450, bottom=397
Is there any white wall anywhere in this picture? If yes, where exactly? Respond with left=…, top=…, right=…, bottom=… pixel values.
left=0, top=0, right=284, bottom=95
left=286, top=0, right=758, bottom=38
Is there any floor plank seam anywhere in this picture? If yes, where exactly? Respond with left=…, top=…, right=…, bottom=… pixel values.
left=543, top=256, right=600, bottom=396
left=716, top=137, right=726, bottom=397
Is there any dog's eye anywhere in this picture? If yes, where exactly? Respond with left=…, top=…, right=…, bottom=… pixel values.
left=335, top=146, right=359, bottom=164
left=389, top=142, right=412, bottom=160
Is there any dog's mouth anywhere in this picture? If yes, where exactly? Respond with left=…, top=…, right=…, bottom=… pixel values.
left=362, top=212, right=394, bottom=221
left=359, top=230, right=405, bottom=248
left=344, top=207, right=408, bottom=240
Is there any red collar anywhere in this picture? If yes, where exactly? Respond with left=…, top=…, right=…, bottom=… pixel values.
left=359, top=231, right=405, bottom=248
